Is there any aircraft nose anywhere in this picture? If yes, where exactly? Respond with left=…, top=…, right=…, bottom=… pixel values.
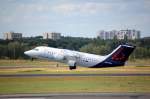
left=24, top=51, right=30, bottom=56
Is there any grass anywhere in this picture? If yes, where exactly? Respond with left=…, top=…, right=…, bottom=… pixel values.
left=0, top=59, right=149, bottom=94
left=0, top=62, right=150, bottom=74
left=0, top=59, right=67, bottom=67
left=127, top=59, right=150, bottom=66
left=0, top=76, right=149, bottom=94
left=0, top=66, right=150, bottom=74
left=0, top=59, right=150, bottom=75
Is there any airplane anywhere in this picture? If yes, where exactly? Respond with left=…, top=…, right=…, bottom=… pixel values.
left=24, top=44, right=135, bottom=70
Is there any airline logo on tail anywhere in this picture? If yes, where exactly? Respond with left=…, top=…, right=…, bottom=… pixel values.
left=111, top=45, right=135, bottom=62
left=111, top=47, right=126, bottom=61
left=91, top=44, right=135, bottom=68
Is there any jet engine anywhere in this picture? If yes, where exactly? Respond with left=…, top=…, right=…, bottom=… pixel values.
left=68, top=60, right=76, bottom=70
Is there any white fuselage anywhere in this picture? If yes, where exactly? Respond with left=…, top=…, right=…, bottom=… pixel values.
left=24, top=46, right=107, bottom=68
left=24, top=44, right=135, bottom=69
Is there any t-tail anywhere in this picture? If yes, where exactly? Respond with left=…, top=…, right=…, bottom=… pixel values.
left=92, top=44, right=136, bottom=68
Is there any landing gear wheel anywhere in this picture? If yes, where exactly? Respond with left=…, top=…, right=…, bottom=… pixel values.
left=69, top=65, right=76, bottom=70
left=68, top=60, right=76, bottom=70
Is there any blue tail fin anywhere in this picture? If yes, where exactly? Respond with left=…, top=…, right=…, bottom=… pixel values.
left=108, top=44, right=135, bottom=63
left=92, top=44, right=135, bottom=68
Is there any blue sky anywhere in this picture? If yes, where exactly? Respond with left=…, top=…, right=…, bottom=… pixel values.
left=0, top=0, right=150, bottom=38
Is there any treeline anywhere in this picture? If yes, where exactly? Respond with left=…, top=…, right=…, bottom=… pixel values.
left=80, top=37, right=150, bottom=59
left=0, top=36, right=91, bottom=59
left=0, top=36, right=150, bottom=59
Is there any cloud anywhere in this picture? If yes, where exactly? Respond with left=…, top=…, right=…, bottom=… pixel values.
left=0, top=0, right=150, bottom=38
left=52, top=0, right=150, bottom=16
left=52, top=3, right=76, bottom=15
left=52, top=2, right=116, bottom=15
left=14, top=3, right=51, bottom=15
left=0, top=1, right=52, bottom=25
left=0, top=0, right=52, bottom=16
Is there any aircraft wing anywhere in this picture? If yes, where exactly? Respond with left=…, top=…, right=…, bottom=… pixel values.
left=64, top=50, right=80, bottom=60
left=63, top=50, right=80, bottom=70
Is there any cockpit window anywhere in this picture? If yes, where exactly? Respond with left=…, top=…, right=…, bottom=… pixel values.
left=33, top=48, right=39, bottom=51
